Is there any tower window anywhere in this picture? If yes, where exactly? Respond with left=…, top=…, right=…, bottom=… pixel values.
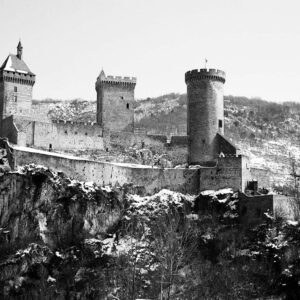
left=14, top=96, right=17, bottom=102
left=256, top=208, right=261, bottom=217
left=14, top=86, right=17, bottom=92
left=219, top=120, right=223, bottom=128
left=126, top=103, right=129, bottom=109
left=120, top=96, right=124, bottom=99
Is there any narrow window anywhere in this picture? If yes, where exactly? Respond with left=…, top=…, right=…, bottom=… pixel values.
left=75, top=132, right=78, bottom=135
left=14, top=96, right=17, bottom=102
left=219, top=120, right=223, bottom=128
left=64, top=130, right=67, bottom=134
left=120, top=96, right=124, bottom=99
left=14, top=86, right=17, bottom=92
left=241, top=206, right=247, bottom=216
left=85, top=132, right=88, bottom=136
left=202, top=139, right=205, bottom=144
left=256, top=208, right=261, bottom=217
left=126, top=103, right=129, bottom=109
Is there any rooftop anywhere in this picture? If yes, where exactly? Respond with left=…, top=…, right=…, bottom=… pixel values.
left=0, top=54, right=35, bottom=76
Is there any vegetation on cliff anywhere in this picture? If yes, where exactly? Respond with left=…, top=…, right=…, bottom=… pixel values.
left=1, top=166, right=300, bottom=299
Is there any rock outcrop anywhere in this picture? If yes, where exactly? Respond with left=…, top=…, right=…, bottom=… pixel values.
left=0, top=165, right=124, bottom=249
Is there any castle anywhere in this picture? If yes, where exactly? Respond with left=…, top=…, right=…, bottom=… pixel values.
left=0, top=42, right=237, bottom=159
left=0, top=42, right=295, bottom=214
left=0, top=41, right=296, bottom=223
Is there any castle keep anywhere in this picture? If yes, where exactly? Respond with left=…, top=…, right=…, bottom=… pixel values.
left=0, top=41, right=35, bottom=122
left=186, top=69, right=225, bottom=163
left=185, top=68, right=237, bottom=164
left=0, top=41, right=278, bottom=201
left=96, top=70, right=136, bottom=132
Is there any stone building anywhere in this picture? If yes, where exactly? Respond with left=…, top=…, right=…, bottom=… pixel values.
left=95, top=70, right=136, bottom=132
left=185, top=68, right=238, bottom=164
left=0, top=42, right=108, bottom=151
left=0, top=42, right=253, bottom=194
left=0, top=41, right=35, bottom=124
left=0, top=42, right=285, bottom=203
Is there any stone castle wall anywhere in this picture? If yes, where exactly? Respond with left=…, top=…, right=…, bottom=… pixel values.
left=2, top=116, right=106, bottom=151
left=12, top=145, right=199, bottom=195
left=238, top=193, right=298, bottom=225
left=1, top=81, right=33, bottom=117
left=33, top=120, right=105, bottom=151
left=199, top=155, right=251, bottom=192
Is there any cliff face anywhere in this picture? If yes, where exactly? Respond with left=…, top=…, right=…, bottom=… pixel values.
left=0, top=165, right=124, bottom=248
left=0, top=165, right=128, bottom=299
left=1, top=165, right=300, bottom=299
left=0, top=165, right=198, bottom=299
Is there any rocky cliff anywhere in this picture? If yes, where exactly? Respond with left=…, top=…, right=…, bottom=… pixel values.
left=1, top=165, right=300, bottom=299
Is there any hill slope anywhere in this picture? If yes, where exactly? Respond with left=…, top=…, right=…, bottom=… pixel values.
left=33, top=95, right=300, bottom=191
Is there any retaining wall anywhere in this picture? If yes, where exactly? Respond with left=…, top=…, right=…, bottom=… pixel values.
left=199, top=155, right=250, bottom=192
left=12, top=145, right=199, bottom=195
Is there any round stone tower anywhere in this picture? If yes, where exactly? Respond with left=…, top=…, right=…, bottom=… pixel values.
left=185, top=68, right=226, bottom=164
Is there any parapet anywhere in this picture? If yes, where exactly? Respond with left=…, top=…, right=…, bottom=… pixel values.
left=53, top=120, right=101, bottom=127
left=218, top=154, right=242, bottom=158
left=96, top=74, right=137, bottom=87
left=0, top=70, right=36, bottom=85
left=185, top=68, right=226, bottom=84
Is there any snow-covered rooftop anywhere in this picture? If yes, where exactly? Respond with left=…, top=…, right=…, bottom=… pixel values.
left=0, top=54, right=35, bottom=75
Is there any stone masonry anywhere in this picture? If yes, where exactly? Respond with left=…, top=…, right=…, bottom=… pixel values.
left=185, top=69, right=226, bottom=164
left=0, top=41, right=35, bottom=127
left=95, top=70, right=136, bottom=132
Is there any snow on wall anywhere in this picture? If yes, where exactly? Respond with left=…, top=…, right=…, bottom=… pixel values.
left=12, top=146, right=199, bottom=194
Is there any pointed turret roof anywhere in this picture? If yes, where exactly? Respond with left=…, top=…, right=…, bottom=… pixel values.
left=0, top=41, right=34, bottom=75
left=17, top=40, right=22, bottom=49
left=99, top=69, right=106, bottom=79
left=0, top=54, right=35, bottom=75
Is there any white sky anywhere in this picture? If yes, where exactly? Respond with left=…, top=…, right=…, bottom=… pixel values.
left=0, top=0, right=299, bottom=102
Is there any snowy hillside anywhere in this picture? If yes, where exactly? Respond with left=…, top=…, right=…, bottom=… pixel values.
left=33, top=95, right=300, bottom=191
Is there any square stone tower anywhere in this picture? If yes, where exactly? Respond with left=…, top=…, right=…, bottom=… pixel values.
left=95, top=70, right=136, bottom=132
left=0, top=41, right=35, bottom=119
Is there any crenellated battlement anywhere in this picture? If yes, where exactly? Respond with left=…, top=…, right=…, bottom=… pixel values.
left=185, top=68, right=226, bottom=83
left=0, top=70, right=36, bottom=85
left=96, top=74, right=137, bottom=87
left=53, top=120, right=101, bottom=127
left=218, top=154, right=242, bottom=159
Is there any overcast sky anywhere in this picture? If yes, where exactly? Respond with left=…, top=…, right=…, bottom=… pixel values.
left=0, top=0, right=299, bottom=102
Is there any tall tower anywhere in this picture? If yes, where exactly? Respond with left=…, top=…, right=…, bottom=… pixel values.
left=0, top=41, right=35, bottom=120
left=95, top=69, right=136, bottom=132
left=185, top=68, right=226, bottom=164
